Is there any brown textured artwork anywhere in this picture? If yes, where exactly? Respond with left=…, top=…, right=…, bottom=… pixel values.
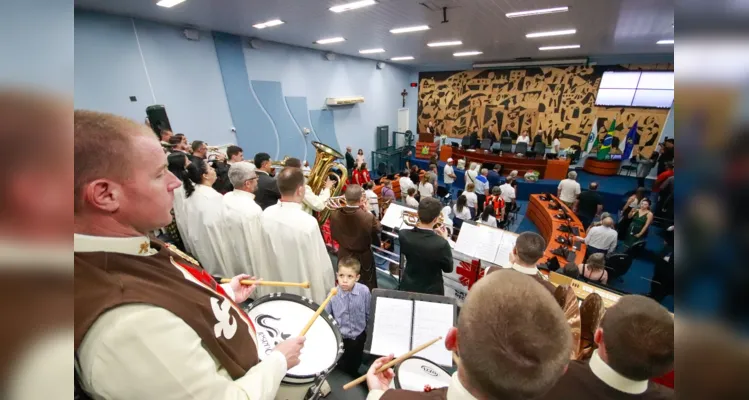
left=418, top=65, right=672, bottom=156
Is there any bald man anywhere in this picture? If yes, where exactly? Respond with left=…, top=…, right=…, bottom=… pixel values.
left=330, top=185, right=382, bottom=291
left=366, top=270, right=572, bottom=400
left=585, top=216, right=618, bottom=258
left=74, top=110, right=304, bottom=399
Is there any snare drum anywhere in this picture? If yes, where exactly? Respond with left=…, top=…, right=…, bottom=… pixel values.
left=390, top=356, right=452, bottom=392
left=246, top=293, right=344, bottom=400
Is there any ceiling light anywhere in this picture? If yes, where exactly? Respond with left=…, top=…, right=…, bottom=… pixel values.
left=390, top=56, right=415, bottom=61
left=156, top=0, right=186, bottom=8
left=657, top=39, right=674, bottom=45
left=526, top=29, right=576, bottom=38
left=252, top=19, right=284, bottom=29
left=427, top=40, right=463, bottom=47
left=315, top=37, right=346, bottom=44
left=506, top=6, right=569, bottom=18
left=390, top=25, right=430, bottom=34
left=539, top=44, right=580, bottom=51
left=329, top=0, right=376, bottom=13
left=359, top=48, right=385, bottom=54
left=454, top=51, right=483, bottom=57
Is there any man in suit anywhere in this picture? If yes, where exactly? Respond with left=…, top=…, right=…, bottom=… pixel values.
left=500, top=122, right=517, bottom=142
left=253, top=152, right=281, bottom=210
left=539, top=295, right=674, bottom=400
left=345, top=146, right=355, bottom=176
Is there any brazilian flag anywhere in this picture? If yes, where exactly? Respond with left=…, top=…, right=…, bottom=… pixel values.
left=597, top=120, right=615, bottom=160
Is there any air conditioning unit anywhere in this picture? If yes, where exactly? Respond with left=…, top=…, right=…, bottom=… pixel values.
left=325, top=96, right=364, bottom=106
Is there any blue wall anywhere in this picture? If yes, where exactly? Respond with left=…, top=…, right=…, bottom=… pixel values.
left=74, top=11, right=235, bottom=145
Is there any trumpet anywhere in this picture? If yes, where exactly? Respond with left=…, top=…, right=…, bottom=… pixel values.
left=271, top=156, right=290, bottom=168
left=402, top=210, right=445, bottom=231
left=324, top=196, right=348, bottom=210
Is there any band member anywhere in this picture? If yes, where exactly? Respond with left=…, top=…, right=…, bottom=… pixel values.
left=366, top=270, right=571, bottom=400
left=284, top=157, right=335, bottom=215
left=259, top=167, right=335, bottom=304
left=539, top=296, right=674, bottom=399
left=74, top=110, right=304, bottom=398
left=398, top=197, right=453, bottom=295
left=488, top=232, right=555, bottom=293
left=221, top=163, right=268, bottom=284
left=253, top=152, right=281, bottom=210
left=330, top=185, right=382, bottom=291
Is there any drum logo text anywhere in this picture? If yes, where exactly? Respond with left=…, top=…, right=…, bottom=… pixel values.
left=255, top=314, right=291, bottom=354
left=421, top=366, right=439, bottom=376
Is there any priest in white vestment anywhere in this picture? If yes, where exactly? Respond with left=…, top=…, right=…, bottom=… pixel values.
left=221, top=163, right=269, bottom=292
left=181, top=160, right=231, bottom=276
left=260, top=167, right=335, bottom=304
left=284, top=157, right=334, bottom=215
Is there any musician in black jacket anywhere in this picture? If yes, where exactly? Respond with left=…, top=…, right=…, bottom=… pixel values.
left=253, top=152, right=281, bottom=210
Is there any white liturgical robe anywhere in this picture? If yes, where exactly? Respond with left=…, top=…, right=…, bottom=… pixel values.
left=221, top=190, right=267, bottom=282
left=301, top=185, right=331, bottom=215
left=182, top=184, right=231, bottom=277
left=260, top=201, right=335, bottom=304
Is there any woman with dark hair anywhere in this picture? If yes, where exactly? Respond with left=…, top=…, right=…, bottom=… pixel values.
left=478, top=205, right=498, bottom=228
left=167, top=152, right=190, bottom=181
left=165, top=152, right=190, bottom=252
left=352, top=162, right=372, bottom=186
left=356, top=148, right=365, bottom=168
left=452, top=195, right=471, bottom=221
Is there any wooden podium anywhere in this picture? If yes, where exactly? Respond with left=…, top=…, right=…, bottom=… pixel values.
left=418, top=132, right=435, bottom=142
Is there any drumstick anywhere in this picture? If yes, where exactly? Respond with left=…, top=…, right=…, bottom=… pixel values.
left=299, top=287, right=338, bottom=337
left=342, top=336, right=443, bottom=391
left=219, top=279, right=310, bottom=289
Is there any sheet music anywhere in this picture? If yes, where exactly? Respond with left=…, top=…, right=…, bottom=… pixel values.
left=380, top=204, right=405, bottom=229
left=454, top=223, right=480, bottom=256
left=493, top=233, right=517, bottom=267
left=412, top=301, right=454, bottom=367
left=474, top=227, right=503, bottom=262
left=370, top=297, right=413, bottom=357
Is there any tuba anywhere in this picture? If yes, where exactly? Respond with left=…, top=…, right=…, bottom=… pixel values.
left=308, top=142, right=348, bottom=225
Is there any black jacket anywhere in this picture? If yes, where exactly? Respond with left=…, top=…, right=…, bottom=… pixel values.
left=398, top=228, right=453, bottom=295
left=345, top=152, right=355, bottom=170
left=254, top=171, right=281, bottom=210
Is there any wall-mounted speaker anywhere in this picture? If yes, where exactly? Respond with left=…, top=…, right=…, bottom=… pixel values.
left=146, top=105, right=172, bottom=136
left=325, top=52, right=336, bottom=61
left=376, top=62, right=385, bottom=70
left=183, top=28, right=200, bottom=41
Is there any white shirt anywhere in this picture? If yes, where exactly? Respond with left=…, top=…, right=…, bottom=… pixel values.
left=365, top=189, right=380, bottom=216
left=517, top=135, right=530, bottom=144
left=551, top=138, right=561, bottom=153
left=558, top=179, right=581, bottom=203
left=463, top=191, right=478, bottom=208
left=589, top=350, right=649, bottom=394
left=443, top=164, right=455, bottom=184
left=301, top=183, right=331, bottom=214
left=479, top=215, right=497, bottom=228
left=418, top=182, right=434, bottom=198
left=399, top=177, right=415, bottom=199
left=181, top=184, right=231, bottom=276
left=464, top=169, right=478, bottom=191
left=221, top=190, right=268, bottom=278
left=405, top=195, right=419, bottom=208
left=260, top=201, right=335, bottom=304
left=74, top=234, right=288, bottom=400
left=585, top=225, right=618, bottom=253
left=453, top=205, right=472, bottom=221
left=367, top=371, right=477, bottom=400
left=499, top=183, right=515, bottom=204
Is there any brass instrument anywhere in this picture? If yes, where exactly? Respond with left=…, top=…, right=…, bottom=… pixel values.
left=271, top=156, right=290, bottom=168
left=308, top=142, right=348, bottom=225
left=402, top=210, right=444, bottom=231
left=324, top=196, right=348, bottom=210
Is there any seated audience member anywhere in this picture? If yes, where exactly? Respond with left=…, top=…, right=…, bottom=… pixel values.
left=365, top=181, right=379, bottom=217
left=577, top=253, right=609, bottom=284
left=366, top=270, right=572, bottom=400
left=484, top=186, right=506, bottom=223
left=623, top=198, right=653, bottom=248
left=479, top=206, right=498, bottom=228
left=463, top=183, right=478, bottom=219
left=398, top=171, right=415, bottom=201
left=561, top=261, right=581, bottom=279
left=453, top=195, right=472, bottom=222
left=417, top=173, right=434, bottom=199
left=576, top=182, right=604, bottom=230
left=487, top=164, right=502, bottom=189
left=380, top=179, right=396, bottom=202
left=585, top=217, right=618, bottom=258
left=398, top=198, right=453, bottom=295
left=405, top=188, right=419, bottom=209
left=539, top=295, right=674, bottom=400
left=325, top=258, right=371, bottom=376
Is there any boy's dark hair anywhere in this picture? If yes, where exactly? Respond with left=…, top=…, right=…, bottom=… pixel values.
left=562, top=262, right=580, bottom=279
left=338, top=258, right=361, bottom=274
left=407, top=187, right=416, bottom=196
left=226, top=145, right=243, bottom=159
left=254, top=152, right=271, bottom=168
left=418, top=197, right=442, bottom=224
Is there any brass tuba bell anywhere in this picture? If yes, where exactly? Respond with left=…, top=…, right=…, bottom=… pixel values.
left=307, top=142, right=348, bottom=225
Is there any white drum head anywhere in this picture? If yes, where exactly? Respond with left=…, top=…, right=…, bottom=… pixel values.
left=394, top=357, right=452, bottom=392
left=248, top=293, right=343, bottom=381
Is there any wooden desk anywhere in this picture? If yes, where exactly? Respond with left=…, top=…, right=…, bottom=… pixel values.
left=526, top=194, right=586, bottom=266
left=549, top=272, right=621, bottom=308
left=450, top=148, right=570, bottom=180
left=583, top=157, right=621, bottom=176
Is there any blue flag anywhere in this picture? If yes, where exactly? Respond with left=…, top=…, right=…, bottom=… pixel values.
left=622, top=121, right=638, bottom=159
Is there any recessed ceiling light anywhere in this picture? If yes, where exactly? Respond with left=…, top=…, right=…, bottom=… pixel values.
left=526, top=29, right=576, bottom=38
left=156, top=0, right=186, bottom=8
left=539, top=44, right=580, bottom=51
left=252, top=19, right=284, bottom=29
left=359, top=48, right=385, bottom=54
left=329, top=0, right=376, bottom=13
left=315, top=37, right=346, bottom=44
left=390, top=56, right=415, bottom=61
left=427, top=40, right=463, bottom=47
left=506, top=6, right=569, bottom=18
left=454, top=51, right=483, bottom=57
left=390, top=25, right=430, bottom=34
left=657, top=39, right=674, bottom=45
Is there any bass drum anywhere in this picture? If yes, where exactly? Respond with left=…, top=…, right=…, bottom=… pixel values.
left=246, top=293, right=344, bottom=400
left=389, top=356, right=452, bottom=392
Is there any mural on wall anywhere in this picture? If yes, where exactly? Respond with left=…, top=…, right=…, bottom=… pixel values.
left=417, top=64, right=672, bottom=156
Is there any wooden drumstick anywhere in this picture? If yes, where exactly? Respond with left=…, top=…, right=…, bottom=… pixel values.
left=299, top=287, right=338, bottom=337
left=342, top=336, right=443, bottom=390
left=219, top=279, right=311, bottom=289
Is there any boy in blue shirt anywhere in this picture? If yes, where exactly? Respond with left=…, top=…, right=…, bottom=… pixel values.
left=325, top=258, right=372, bottom=376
